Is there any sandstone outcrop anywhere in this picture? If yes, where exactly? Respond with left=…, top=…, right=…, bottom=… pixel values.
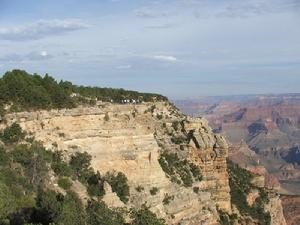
left=1, top=102, right=230, bottom=224
left=266, top=194, right=287, bottom=225
left=0, top=101, right=287, bottom=224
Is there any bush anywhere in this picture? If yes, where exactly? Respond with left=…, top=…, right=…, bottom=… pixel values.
left=55, top=191, right=86, bottom=225
left=0, top=182, right=17, bottom=222
left=162, top=193, right=174, bottom=205
left=105, top=172, right=130, bottom=203
left=0, top=143, right=113, bottom=225
left=58, top=178, right=72, bottom=190
left=0, top=147, right=9, bottom=167
left=156, top=114, right=163, bottom=120
left=0, top=123, right=25, bottom=144
left=217, top=209, right=237, bottom=225
left=170, top=136, right=186, bottom=145
left=0, top=104, right=5, bottom=117
left=12, top=144, right=34, bottom=166
left=135, top=185, right=144, bottom=192
left=69, top=152, right=92, bottom=177
left=52, top=161, right=72, bottom=177
left=86, top=172, right=105, bottom=197
left=51, top=151, right=72, bottom=177
left=227, top=160, right=271, bottom=225
left=189, top=163, right=202, bottom=181
left=193, top=187, right=199, bottom=194
left=34, top=189, right=62, bottom=224
left=86, top=201, right=124, bottom=225
left=130, top=205, right=166, bottom=225
left=158, top=152, right=201, bottom=187
left=150, top=187, right=159, bottom=196
left=171, top=121, right=180, bottom=131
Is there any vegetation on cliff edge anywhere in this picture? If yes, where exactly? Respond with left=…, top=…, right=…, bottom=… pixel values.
left=0, top=69, right=168, bottom=115
left=158, top=152, right=202, bottom=187
left=227, top=160, right=271, bottom=225
left=0, top=123, right=165, bottom=225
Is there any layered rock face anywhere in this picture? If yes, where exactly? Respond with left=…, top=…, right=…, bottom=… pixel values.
left=176, top=95, right=300, bottom=224
left=184, top=118, right=231, bottom=212
left=281, top=195, right=300, bottom=225
left=2, top=102, right=231, bottom=224
left=266, top=194, right=287, bottom=225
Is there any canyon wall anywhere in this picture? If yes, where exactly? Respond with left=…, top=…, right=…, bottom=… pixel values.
left=1, top=101, right=286, bottom=224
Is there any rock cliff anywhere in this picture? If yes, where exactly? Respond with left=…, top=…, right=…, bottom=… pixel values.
left=0, top=101, right=286, bottom=224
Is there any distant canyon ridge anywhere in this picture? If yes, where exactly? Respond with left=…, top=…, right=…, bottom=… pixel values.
left=174, top=94, right=300, bottom=225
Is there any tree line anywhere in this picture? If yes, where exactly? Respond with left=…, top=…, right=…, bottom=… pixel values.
left=0, top=70, right=168, bottom=114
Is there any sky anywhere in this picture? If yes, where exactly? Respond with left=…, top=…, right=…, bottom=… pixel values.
left=0, top=0, right=300, bottom=99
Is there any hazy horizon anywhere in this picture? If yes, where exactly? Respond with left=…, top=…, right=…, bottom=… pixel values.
left=1, top=0, right=300, bottom=98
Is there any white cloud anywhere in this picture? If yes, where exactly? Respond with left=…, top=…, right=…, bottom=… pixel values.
left=0, top=51, right=53, bottom=62
left=27, top=51, right=53, bottom=60
left=0, top=19, right=90, bottom=41
left=40, top=51, right=48, bottom=57
left=152, top=55, right=177, bottom=62
left=116, top=65, right=132, bottom=69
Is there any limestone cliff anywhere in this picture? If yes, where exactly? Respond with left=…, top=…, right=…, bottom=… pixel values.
left=0, top=101, right=286, bottom=224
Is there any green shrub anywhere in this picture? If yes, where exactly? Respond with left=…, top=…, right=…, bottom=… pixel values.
left=150, top=105, right=156, bottom=113
left=55, top=191, right=86, bottom=225
left=105, top=172, right=130, bottom=203
left=0, top=104, right=5, bottom=117
left=0, top=168, right=27, bottom=194
left=86, top=200, right=124, bottom=225
left=217, top=209, right=237, bottom=225
left=58, top=178, right=72, bottom=190
left=156, top=114, right=163, bottom=120
left=227, top=160, right=271, bottom=225
left=10, top=143, right=52, bottom=189
left=135, top=185, right=144, bottom=192
left=162, top=193, right=174, bottom=205
left=150, top=187, right=159, bottom=195
left=130, top=205, right=166, bottom=225
left=69, top=152, right=92, bottom=177
left=0, top=143, right=113, bottom=225
left=189, top=163, right=202, bottom=181
left=170, top=136, right=186, bottom=144
left=193, top=187, right=199, bottom=194
left=34, top=189, right=62, bottom=224
left=52, top=161, right=72, bottom=177
left=0, top=147, right=9, bottom=167
left=0, top=123, right=25, bottom=144
left=171, top=121, right=180, bottom=131
left=0, top=182, right=17, bottom=222
left=51, top=151, right=72, bottom=177
left=158, top=152, right=201, bottom=187
left=12, top=144, right=34, bottom=166
left=86, top=172, right=105, bottom=197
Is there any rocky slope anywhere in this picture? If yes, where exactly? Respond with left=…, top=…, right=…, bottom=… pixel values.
left=1, top=101, right=286, bottom=224
left=175, top=95, right=300, bottom=192
left=281, top=195, right=300, bottom=225
left=176, top=94, right=300, bottom=224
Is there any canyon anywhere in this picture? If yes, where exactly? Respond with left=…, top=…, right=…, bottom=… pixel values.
left=175, top=94, right=300, bottom=224
left=1, top=100, right=286, bottom=224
